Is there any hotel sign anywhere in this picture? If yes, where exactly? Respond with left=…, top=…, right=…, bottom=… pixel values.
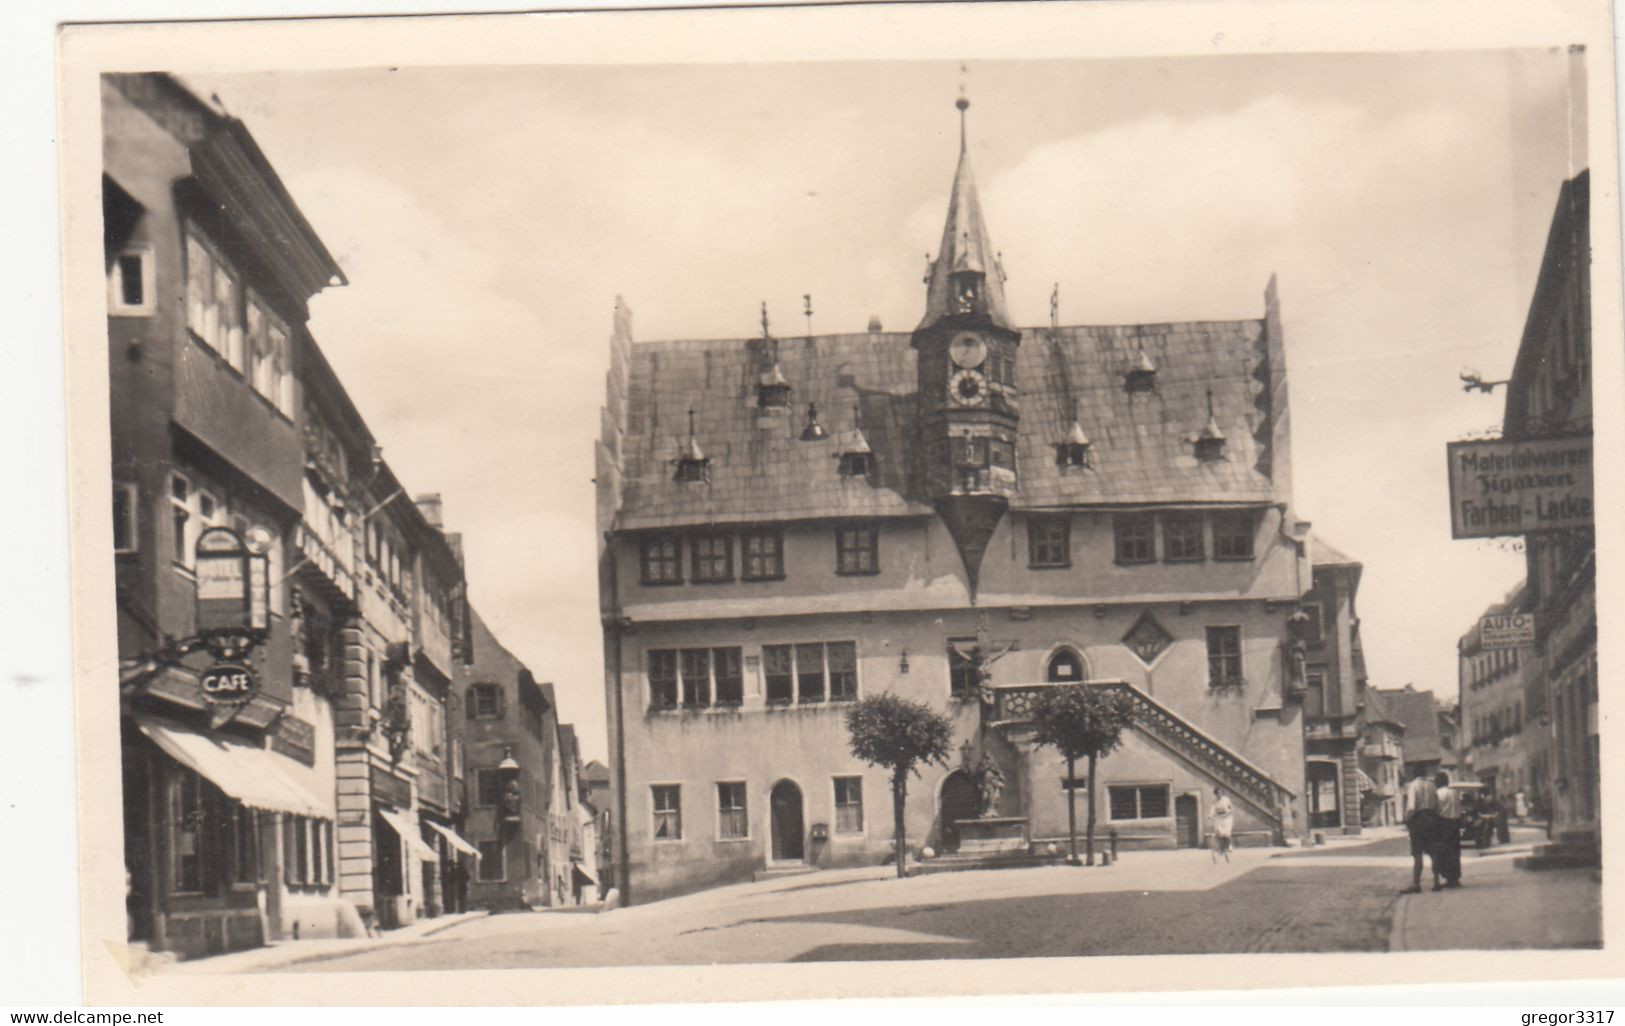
left=1480, top=613, right=1536, bottom=650
left=1446, top=435, right=1592, bottom=539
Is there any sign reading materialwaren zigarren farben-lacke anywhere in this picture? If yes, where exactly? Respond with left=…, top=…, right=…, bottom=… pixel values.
left=1446, top=434, right=1593, bottom=539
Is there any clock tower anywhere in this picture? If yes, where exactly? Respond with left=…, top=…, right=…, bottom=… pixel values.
left=912, top=95, right=1022, bottom=598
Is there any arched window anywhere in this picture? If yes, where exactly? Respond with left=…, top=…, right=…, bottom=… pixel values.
left=1045, top=648, right=1085, bottom=683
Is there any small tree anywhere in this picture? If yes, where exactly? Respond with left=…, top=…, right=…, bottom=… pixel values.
left=1030, top=684, right=1136, bottom=865
left=846, top=693, right=954, bottom=878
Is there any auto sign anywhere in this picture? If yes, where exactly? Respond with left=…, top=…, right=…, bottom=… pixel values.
left=199, top=663, right=258, bottom=706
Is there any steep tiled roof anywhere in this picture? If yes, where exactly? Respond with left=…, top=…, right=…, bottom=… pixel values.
left=614, top=317, right=1277, bottom=530
left=1379, top=688, right=1445, bottom=764
left=1311, top=538, right=1358, bottom=567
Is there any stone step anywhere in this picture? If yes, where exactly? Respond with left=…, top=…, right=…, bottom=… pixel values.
left=910, top=852, right=1065, bottom=876
left=752, top=866, right=819, bottom=882
left=1515, top=840, right=1600, bottom=871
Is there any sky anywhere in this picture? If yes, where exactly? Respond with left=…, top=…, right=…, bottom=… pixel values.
left=188, top=49, right=1583, bottom=761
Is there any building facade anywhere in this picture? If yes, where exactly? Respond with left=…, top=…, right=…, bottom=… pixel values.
left=1458, top=582, right=1545, bottom=811
left=107, top=73, right=482, bottom=956
left=596, top=100, right=1339, bottom=904
left=1501, top=171, right=1597, bottom=860
left=1298, top=540, right=1366, bottom=836
left=1357, top=690, right=1405, bottom=827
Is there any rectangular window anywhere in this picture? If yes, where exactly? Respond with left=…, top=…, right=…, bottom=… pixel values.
left=167, top=766, right=204, bottom=894
left=113, top=482, right=138, bottom=554
left=834, top=777, right=864, bottom=833
left=1206, top=626, right=1243, bottom=688
left=110, top=249, right=154, bottom=315
left=955, top=436, right=990, bottom=467
left=233, top=805, right=259, bottom=884
left=948, top=638, right=979, bottom=697
left=477, top=840, right=506, bottom=882
left=690, top=534, right=733, bottom=583
left=988, top=438, right=1015, bottom=469
left=826, top=642, right=858, bottom=701
left=652, top=785, right=682, bottom=841
left=1212, top=511, right=1256, bottom=561
left=475, top=768, right=505, bottom=808
left=680, top=648, right=711, bottom=708
left=835, top=526, right=879, bottom=575
left=740, top=530, right=784, bottom=580
left=1305, top=669, right=1327, bottom=719
left=763, top=644, right=794, bottom=705
left=185, top=229, right=243, bottom=363
left=712, top=647, right=744, bottom=706
left=796, top=643, right=827, bottom=703
left=169, top=473, right=191, bottom=568
left=1108, top=784, right=1171, bottom=820
left=1028, top=516, right=1070, bottom=568
left=1163, top=513, right=1205, bottom=562
left=717, top=782, right=748, bottom=839
left=639, top=535, right=683, bottom=585
left=1113, top=514, right=1155, bottom=564
left=648, top=650, right=678, bottom=710
left=247, top=292, right=293, bottom=417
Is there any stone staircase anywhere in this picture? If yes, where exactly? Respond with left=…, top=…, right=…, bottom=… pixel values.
left=991, top=679, right=1296, bottom=837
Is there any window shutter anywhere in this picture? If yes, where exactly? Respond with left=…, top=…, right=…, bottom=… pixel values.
left=496, top=686, right=507, bottom=719
left=283, top=814, right=297, bottom=887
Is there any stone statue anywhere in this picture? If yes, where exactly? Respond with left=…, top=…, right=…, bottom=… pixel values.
left=976, top=753, right=1006, bottom=818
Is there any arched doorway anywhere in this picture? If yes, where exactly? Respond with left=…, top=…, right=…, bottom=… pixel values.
left=1046, top=647, right=1086, bottom=683
left=939, top=771, right=980, bottom=853
left=770, top=780, right=805, bottom=862
left=1174, top=794, right=1201, bottom=848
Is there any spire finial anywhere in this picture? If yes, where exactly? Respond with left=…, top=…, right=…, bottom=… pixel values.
left=687, top=407, right=696, bottom=438
left=1050, top=283, right=1060, bottom=333
left=760, top=301, right=770, bottom=340
left=1206, top=387, right=1215, bottom=418
left=803, top=293, right=813, bottom=337
left=956, top=63, right=970, bottom=153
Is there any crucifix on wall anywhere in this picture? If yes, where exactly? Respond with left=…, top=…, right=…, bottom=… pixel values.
left=947, top=611, right=1019, bottom=706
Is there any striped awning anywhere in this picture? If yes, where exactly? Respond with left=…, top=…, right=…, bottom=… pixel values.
left=375, top=806, right=439, bottom=864
left=424, top=818, right=480, bottom=859
left=137, top=715, right=332, bottom=819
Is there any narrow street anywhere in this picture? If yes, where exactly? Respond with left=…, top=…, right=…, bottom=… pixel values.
left=168, top=828, right=1597, bottom=974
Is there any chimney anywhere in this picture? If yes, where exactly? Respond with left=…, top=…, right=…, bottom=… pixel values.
left=415, top=492, right=444, bottom=530
left=867, top=315, right=882, bottom=333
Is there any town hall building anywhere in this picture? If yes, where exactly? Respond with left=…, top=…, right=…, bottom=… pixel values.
left=596, top=97, right=1339, bottom=903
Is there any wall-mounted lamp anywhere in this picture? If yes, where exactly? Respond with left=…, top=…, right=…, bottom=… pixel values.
left=899, top=650, right=910, bottom=675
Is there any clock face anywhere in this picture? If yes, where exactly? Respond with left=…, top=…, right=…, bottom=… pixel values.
left=949, top=368, right=989, bottom=407
left=948, top=332, right=988, bottom=369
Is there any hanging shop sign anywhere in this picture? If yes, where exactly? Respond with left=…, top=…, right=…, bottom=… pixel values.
left=1480, top=612, right=1536, bottom=650
left=199, top=662, right=258, bottom=706
left=1445, top=435, right=1593, bottom=539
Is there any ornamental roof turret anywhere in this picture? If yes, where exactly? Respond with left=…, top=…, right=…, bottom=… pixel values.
left=918, top=95, right=1012, bottom=332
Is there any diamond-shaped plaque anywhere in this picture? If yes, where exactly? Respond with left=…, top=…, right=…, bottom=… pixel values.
left=1122, top=611, right=1173, bottom=666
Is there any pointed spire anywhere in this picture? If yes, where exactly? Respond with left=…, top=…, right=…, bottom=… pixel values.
left=918, top=91, right=1013, bottom=331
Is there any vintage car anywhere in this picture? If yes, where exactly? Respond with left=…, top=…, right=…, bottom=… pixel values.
left=1449, top=781, right=1498, bottom=848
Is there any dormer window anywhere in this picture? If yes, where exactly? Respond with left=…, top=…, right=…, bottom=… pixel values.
left=837, top=427, right=874, bottom=477
left=672, top=408, right=710, bottom=483
left=1124, top=349, right=1157, bottom=393
left=800, top=403, right=827, bottom=442
left=1193, top=390, right=1227, bottom=462
left=1054, top=419, right=1091, bottom=468
left=757, top=363, right=792, bottom=411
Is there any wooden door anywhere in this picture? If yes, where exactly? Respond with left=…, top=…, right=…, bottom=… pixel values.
left=940, top=771, right=980, bottom=853
left=770, top=781, right=804, bottom=862
left=1175, top=793, right=1201, bottom=847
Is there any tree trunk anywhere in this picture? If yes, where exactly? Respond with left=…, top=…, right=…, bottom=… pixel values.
left=892, top=772, right=908, bottom=879
left=1085, top=752, right=1099, bottom=866
left=1065, top=755, right=1079, bottom=863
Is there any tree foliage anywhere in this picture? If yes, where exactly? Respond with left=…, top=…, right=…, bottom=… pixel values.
left=845, top=693, right=954, bottom=782
left=1029, top=684, right=1136, bottom=763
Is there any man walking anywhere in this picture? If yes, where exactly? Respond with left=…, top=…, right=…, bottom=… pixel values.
left=1401, top=766, right=1441, bottom=894
left=1434, top=772, right=1462, bottom=889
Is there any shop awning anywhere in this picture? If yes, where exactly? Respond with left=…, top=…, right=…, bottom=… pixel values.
left=375, top=806, right=439, bottom=864
left=424, top=819, right=480, bottom=859
left=571, top=858, right=598, bottom=886
left=136, top=716, right=332, bottom=819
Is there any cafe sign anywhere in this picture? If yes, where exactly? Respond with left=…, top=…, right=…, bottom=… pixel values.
left=1480, top=612, right=1536, bottom=650
left=199, top=662, right=258, bottom=706
left=1445, top=435, right=1592, bottom=539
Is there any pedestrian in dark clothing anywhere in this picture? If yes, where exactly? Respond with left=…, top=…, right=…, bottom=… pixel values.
left=1433, top=772, right=1462, bottom=888
left=1401, top=767, right=1441, bottom=893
